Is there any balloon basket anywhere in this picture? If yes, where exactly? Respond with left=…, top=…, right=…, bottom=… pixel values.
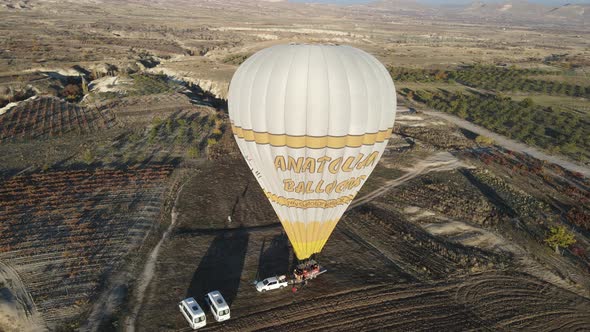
left=291, top=259, right=327, bottom=284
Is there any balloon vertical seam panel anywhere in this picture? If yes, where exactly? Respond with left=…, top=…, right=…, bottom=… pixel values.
left=228, top=44, right=397, bottom=259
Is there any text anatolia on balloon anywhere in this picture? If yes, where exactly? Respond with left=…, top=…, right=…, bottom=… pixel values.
left=273, top=152, right=379, bottom=174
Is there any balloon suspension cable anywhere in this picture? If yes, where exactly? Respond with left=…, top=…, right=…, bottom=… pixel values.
left=296, top=254, right=319, bottom=269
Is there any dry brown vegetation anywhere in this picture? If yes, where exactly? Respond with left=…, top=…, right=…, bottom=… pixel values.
left=0, top=165, right=172, bottom=326
left=0, top=97, right=115, bottom=142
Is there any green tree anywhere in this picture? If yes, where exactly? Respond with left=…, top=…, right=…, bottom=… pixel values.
left=456, top=100, right=468, bottom=118
left=519, top=97, right=534, bottom=108
left=187, top=146, right=199, bottom=159
left=165, top=118, right=173, bottom=133
left=148, top=126, right=158, bottom=144
left=475, top=135, right=494, bottom=145
left=82, top=149, right=94, bottom=165
left=207, top=138, right=218, bottom=146
left=152, top=116, right=163, bottom=127
left=544, top=225, right=576, bottom=254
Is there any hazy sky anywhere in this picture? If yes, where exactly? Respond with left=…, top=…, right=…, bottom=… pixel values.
left=289, top=0, right=589, bottom=5
left=418, top=0, right=588, bottom=4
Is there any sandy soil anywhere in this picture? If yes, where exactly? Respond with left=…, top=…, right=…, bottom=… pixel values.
left=422, top=216, right=589, bottom=299
left=0, top=261, right=45, bottom=331
left=88, top=76, right=133, bottom=94
left=0, top=101, right=18, bottom=116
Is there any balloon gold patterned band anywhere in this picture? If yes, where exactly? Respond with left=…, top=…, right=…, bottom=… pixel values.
left=264, top=190, right=355, bottom=209
left=232, top=124, right=392, bottom=149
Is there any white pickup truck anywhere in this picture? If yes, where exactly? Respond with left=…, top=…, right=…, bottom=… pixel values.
left=256, top=275, right=288, bottom=292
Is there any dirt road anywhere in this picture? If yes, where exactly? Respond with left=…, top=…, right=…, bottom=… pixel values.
left=422, top=110, right=590, bottom=177
left=350, top=151, right=469, bottom=210
left=0, top=261, right=45, bottom=331
left=124, top=181, right=188, bottom=332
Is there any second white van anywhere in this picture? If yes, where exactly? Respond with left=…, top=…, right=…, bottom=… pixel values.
left=204, top=291, right=230, bottom=322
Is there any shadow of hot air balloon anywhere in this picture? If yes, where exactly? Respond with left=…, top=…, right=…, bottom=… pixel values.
left=186, top=227, right=249, bottom=306
left=256, top=232, right=290, bottom=280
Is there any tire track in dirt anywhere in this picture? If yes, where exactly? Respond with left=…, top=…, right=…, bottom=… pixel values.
left=453, top=273, right=590, bottom=331
left=201, top=272, right=590, bottom=332
left=337, top=152, right=470, bottom=282
left=350, top=151, right=468, bottom=210
left=340, top=203, right=510, bottom=283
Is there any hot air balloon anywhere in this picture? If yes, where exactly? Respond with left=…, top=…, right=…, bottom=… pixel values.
left=228, top=44, right=396, bottom=261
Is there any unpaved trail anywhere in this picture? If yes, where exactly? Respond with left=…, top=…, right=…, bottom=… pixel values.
left=124, top=181, right=187, bottom=332
left=423, top=110, right=590, bottom=177
left=422, top=218, right=588, bottom=298
left=350, top=151, right=469, bottom=210
left=81, top=269, right=128, bottom=332
left=0, top=261, right=45, bottom=331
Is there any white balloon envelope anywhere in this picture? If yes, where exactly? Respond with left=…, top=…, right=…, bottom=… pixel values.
left=228, top=44, right=397, bottom=260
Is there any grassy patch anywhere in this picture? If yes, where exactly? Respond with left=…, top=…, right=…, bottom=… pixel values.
left=222, top=53, right=252, bottom=66
left=129, top=73, right=179, bottom=96
left=507, top=94, right=590, bottom=115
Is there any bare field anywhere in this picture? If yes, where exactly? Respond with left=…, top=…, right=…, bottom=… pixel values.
left=0, top=97, right=115, bottom=142
left=0, top=165, right=173, bottom=327
left=205, top=272, right=590, bottom=332
left=136, top=150, right=590, bottom=331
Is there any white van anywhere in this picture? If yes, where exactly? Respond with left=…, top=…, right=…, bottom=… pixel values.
left=204, top=291, right=230, bottom=322
left=178, top=297, right=206, bottom=329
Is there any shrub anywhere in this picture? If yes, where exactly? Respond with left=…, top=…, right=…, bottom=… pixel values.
left=544, top=225, right=576, bottom=254
left=151, top=117, right=163, bottom=127
left=475, top=135, right=495, bottom=145
left=62, top=84, right=82, bottom=101
left=222, top=53, right=251, bottom=65
left=404, top=88, right=589, bottom=161
left=165, top=118, right=173, bottom=133
left=148, top=127, right=158, bottom=144
left=82, top=149, right=94, bottom=165
left=187, top=146, right=199, bottom=159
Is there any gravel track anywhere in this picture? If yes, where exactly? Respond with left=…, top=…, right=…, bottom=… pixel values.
left=423, top=110, right=590, bottom=177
